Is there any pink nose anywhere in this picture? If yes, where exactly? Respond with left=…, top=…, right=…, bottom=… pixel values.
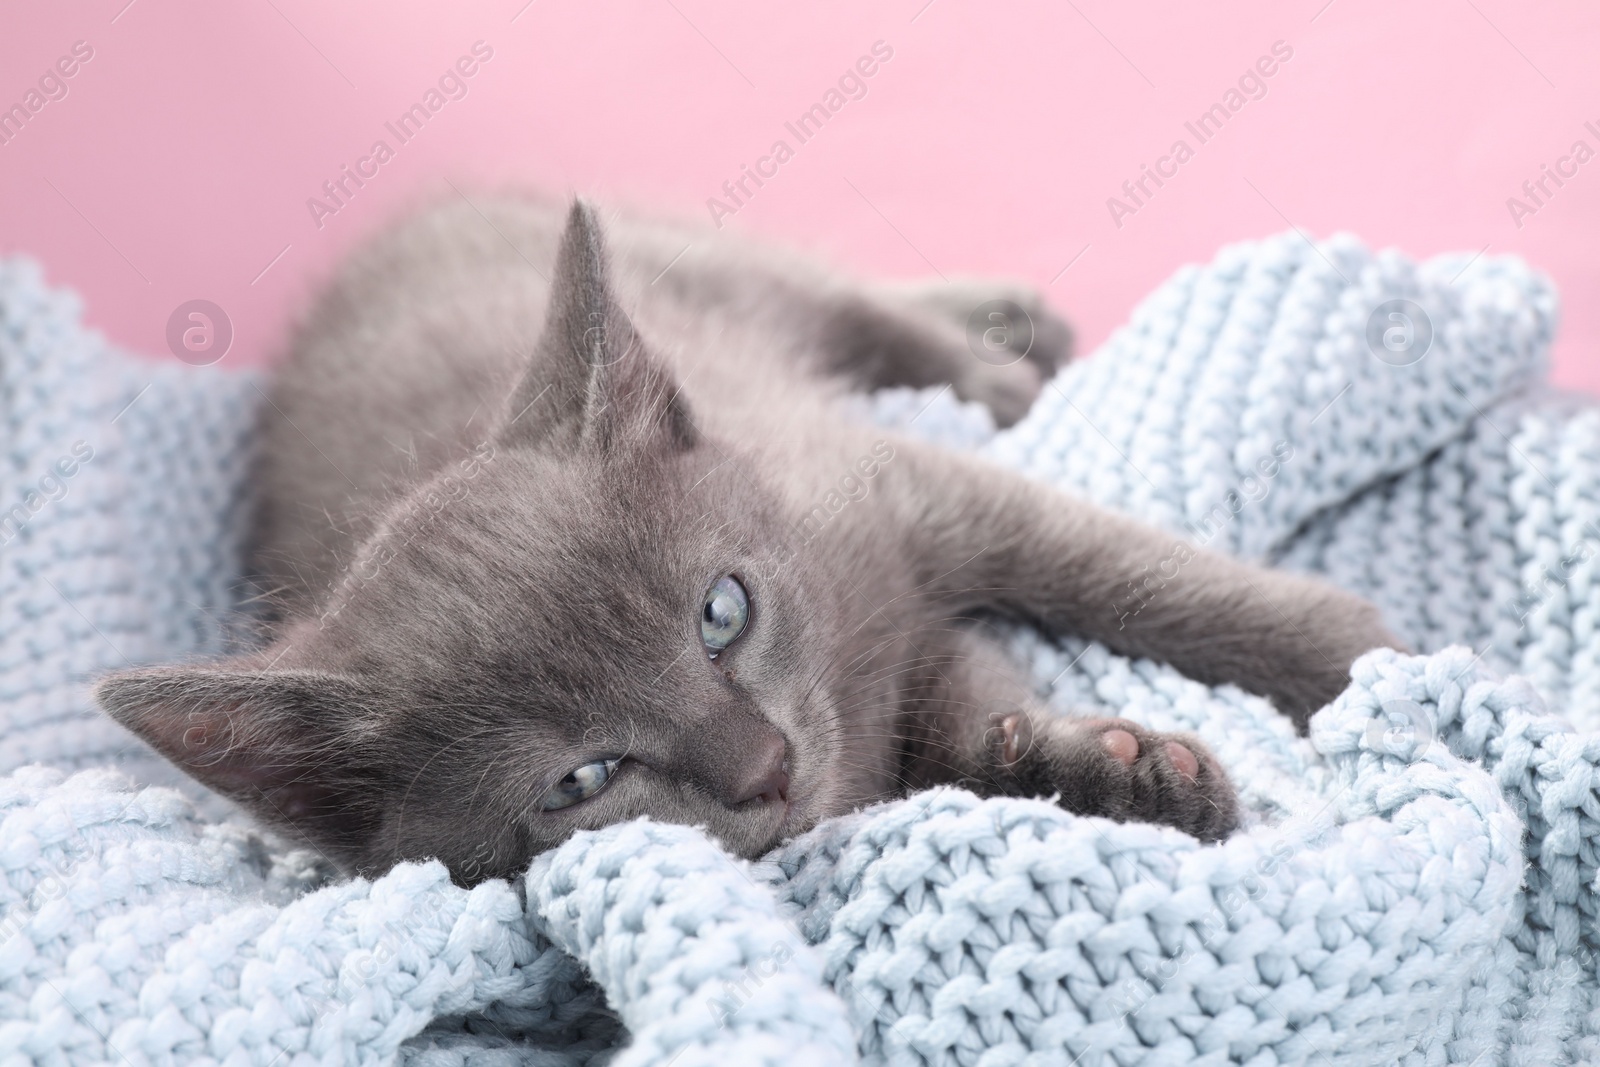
left=730, top=733, right=790, bottom=806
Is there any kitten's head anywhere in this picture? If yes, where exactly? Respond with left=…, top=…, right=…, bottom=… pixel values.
left=96, top=201, right=886, bottom=884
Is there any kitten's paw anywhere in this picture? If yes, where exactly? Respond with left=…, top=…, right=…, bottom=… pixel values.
left=994, top=713, right=1238, bottom=842
left=887, top=278, right=1074, bottom=379
left=879, top=277, right=1073, bottom=427
left=1073, top=717, right=1239, bottom=842
left=955, top=359, right=1046, bottom=428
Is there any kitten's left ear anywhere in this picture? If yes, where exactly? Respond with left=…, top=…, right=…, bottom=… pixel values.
left=499, top=199, right=697, bottom=454
left=94, top=663, right=384, bottom=864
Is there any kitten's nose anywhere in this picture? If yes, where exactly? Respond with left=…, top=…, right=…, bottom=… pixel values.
left=729, top=733, right=790, bottom=807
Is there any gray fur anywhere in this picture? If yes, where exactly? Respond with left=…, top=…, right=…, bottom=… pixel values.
left=95, top=195, right=1402, bottom=884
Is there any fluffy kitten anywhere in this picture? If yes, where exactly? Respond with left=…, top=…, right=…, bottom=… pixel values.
left=96, top=195, right=1401, bottom=884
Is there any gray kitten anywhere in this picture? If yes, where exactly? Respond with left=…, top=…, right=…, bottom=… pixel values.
left=96, top=195, right=1401, bottom=884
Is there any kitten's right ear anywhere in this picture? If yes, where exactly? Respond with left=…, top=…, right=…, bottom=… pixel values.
left=94, top=664, right=383, bottom=862
left=498, top=199, right=696, bottom=454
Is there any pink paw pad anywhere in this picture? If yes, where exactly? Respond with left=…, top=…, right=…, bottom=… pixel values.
left=1100, top=728, right=1139, bottom=765
left=1164, top=741, right=1199, bottom=781
left=1100, top=728, right=1201, bottom=781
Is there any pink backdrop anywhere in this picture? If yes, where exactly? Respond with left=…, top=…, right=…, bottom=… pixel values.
left=3, top=0, right=1596, bottom=389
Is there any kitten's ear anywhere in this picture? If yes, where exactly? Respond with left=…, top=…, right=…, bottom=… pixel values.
left=500, top=199, right=697, bottom=453
left=94, top=664, right=383, bottom=861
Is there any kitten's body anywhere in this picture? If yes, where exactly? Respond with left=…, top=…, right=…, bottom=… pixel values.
left=253, top=195, right=1049, bottom=609
left=99, top=195, right=1401, bottom=884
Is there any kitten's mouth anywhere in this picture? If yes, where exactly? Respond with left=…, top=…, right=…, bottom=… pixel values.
left=773, top=784, right=812, bottom=841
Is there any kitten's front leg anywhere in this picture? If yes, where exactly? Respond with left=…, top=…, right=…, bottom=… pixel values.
left=886, top=445, right=1406, bottom=729
left=901, top=631, right=1238, bottom=840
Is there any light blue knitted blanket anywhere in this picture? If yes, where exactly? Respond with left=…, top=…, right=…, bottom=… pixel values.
left=2, top=233, right=1595, bottom=1066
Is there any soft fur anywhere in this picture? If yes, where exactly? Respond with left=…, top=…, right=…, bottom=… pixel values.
left=95, top=196, right=1401, bottom=883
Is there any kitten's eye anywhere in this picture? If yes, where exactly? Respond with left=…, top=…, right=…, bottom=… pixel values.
left=701, top=574, right=751, bottom=655
left=540, top=758, right=619, bottom=811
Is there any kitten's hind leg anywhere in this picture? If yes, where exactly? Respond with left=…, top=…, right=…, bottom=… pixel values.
left=877, top=277, right=1074, bottom=383
left=814, top=281, right=1072, bottom=427
left=903, top=628, right=1238, bottom=841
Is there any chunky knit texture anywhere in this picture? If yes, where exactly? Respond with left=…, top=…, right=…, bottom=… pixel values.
left=2, top=233, right=1598, bottom=1065
left=0, top=259, right=254, bottom=792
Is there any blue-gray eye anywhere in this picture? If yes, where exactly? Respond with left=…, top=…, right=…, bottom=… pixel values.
left=701, top=575, right=750, bottom=655
left=540, top=758, right=619, bottom=811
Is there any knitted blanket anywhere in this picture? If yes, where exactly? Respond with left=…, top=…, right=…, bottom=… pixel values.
left=1, top=233, right=1595, bottom=1066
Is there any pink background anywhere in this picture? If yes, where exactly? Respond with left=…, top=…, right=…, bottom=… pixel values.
left=2, top=0, right=1597, bottom=390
